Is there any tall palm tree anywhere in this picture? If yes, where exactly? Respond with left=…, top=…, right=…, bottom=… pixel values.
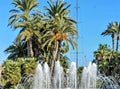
left=8, top=0, right=40, bottom=57
left=101, top=23, right=116, bottom=50
left=111, top=22, right=120, bottom=51
left=43, top=0, right=78, bottom=74
left=101, top=22, right=120, bottom=51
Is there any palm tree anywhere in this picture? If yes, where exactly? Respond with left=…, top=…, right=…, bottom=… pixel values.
left=111, top=22, right=120, bottom=51
left=8, top=0, right=40, bottom=57
left=94, top=44, right=113, bottom=75
left=44, top=0, right=71, bottom=19
left=101, top=23, right=116, bottom=50
left=4, top=41, right=27, bottom=60
left=101, top=22, right=120, bottom=51
left=94, top=44, right=112, bottom=61
left=43, top=0, right=78, bottom=74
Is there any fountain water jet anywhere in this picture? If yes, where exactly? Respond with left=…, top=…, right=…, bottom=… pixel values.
left=32, top=64, right=44, bottom=89
left=66, top=62, right=77, bottom=89
left=80, top=62, right=97, bottom=89
left=53, top=61, right=64, bottom=89
left=43, top=62, right=51, bottom=89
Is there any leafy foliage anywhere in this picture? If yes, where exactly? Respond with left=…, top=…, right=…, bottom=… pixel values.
left=1, top=58, right=37, bottom=89
left=4, top=41, right=27, bottom=60
left=94, top=44, right=120, bottom=76
left=21, top=58, right=37, bottom=75
left=2, top=60, right=21, bottom=85
left=94, top=44, right=112, bottom=61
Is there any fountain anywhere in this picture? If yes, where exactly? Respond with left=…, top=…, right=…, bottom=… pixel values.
left=97, top=75, right=120, bottom=89
left=31, top=61, right=77, bottom=89
left=53, top=61, right=64, bottom=89
left=80, top=62, right=97, bottom=89
left=66, top=62, right=77, bottom=89
left=16, top=61, right=120, bottom=89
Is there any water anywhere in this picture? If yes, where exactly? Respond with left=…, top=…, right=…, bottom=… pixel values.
left=31, top=64, right=44, bottom=89
left=43, top=62, right=51, bottom=89
left=17, top=74, right=33, bottom=89
left=80, top=62, right=97, bottom=89
left=17, top=61, right=120, bottom=89
left=97, top=75, right=120, bottom=89
left=53, top=61, right=64, bottom=89
left=66, top=62, right=77, bottom=89
left=31, top=61, right=77, bottom=89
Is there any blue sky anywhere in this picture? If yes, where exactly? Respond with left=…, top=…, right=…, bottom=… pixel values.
left=0, top=0, right=120, bottom=66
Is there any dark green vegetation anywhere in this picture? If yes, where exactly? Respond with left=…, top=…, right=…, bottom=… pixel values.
left=94, top=22, right=120, bottom=82
left=1, top=58, right=37, bottom=89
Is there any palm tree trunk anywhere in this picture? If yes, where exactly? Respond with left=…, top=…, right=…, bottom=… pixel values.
left=56, top=40, right=61, bottom=61
left=116, top=36, right=119, bottom=51
left=112, top=34, right=114, bottom=50
left=27, top=39, right=34, bottom=57
left=50, top=41, right=59, bottom=76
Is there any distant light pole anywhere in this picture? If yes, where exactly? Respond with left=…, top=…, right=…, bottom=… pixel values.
left=75, top=0, right=79, bottom=68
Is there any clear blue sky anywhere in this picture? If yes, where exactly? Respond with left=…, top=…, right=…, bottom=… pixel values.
left=0, top=0, right=120, bottom=66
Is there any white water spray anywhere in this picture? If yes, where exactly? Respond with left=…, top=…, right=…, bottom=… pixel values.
left=80, top=62, right=97, bottom=89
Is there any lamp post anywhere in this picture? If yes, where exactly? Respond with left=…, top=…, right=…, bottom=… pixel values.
left=75, top=0, right=79, bottom=68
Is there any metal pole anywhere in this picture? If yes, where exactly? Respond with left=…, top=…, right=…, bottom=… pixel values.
left=76, top=0, right=79, bottom=68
